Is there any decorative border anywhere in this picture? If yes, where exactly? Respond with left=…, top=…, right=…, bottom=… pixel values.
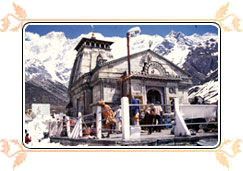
left=1, top=138, right=242, bottom=170
left=215, top=139, right=242, bottom=169
left=0, top=3, right=26, bottom=32
left=0, top=139, right=27, bottom=170
left=215, top=2, right=242, bottom=32
left=0, top=2, right=242, bottom=32
left=0, top=1, right=242, bottom=171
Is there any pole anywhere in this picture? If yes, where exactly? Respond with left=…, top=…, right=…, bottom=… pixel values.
left=126, top=33, right=132, bottom=104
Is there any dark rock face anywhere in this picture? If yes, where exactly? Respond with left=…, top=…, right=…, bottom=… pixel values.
left=25, top=78, right=69, bottom=113
left=153, top=31, right=218, bottom=85
left=183, top=40, right=218, bottom=85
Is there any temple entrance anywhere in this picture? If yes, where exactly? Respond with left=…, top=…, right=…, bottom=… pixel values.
left=147, top=89, right=161, bottom=104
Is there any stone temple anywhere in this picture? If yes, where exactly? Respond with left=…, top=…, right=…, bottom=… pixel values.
left=67, top=33, right=192, bottom=117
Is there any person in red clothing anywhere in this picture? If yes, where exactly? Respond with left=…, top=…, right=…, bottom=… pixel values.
left=25, top=133, right=31, bottom=144
left=70, top=118, right=75, bottom=131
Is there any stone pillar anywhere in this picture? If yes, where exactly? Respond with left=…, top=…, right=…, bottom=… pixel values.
left=164, top=87, right=170, bottom=112
left=174, top=98, right=191, bottom=137
left=96, top=106, right=102, bottom=139
left=121, top=97, right=130, bottom=140
left=78, top=112, right=83, bottom=137
left=66, top=116, right=71, bottom=138
left=142, top=83, right=147, bottom=106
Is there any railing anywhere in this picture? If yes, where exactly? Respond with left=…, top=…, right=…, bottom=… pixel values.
left=52, top=97, right=217, bottom=140
left=174, top=98, right=217, bottom=136
left=96, top=105, right=122, bottom=139
left=48, top=120, right=63, bottom=137
left=128, top=103, right=174, bottom=136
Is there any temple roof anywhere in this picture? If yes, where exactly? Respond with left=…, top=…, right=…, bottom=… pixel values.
left=91, top=49, right=192, bottom=77
left=70, top=49, right=192, bottom=88
left=74, top=37, right=113, bottom=51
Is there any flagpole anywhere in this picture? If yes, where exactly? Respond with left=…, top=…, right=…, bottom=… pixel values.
left=126, top=32, right=132, bottom=104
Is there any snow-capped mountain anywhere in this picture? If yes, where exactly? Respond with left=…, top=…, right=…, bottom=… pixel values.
left=24, top=27, right=218, bottom=86
left=183, top=38, right=218, bottom=84
left=154, top=30, right=218, bottom=68
left=24, top=32, right=79, bottom=86
left=188, top=69, right=218, bottom=104
left=24, top=27, right=218, bottom=109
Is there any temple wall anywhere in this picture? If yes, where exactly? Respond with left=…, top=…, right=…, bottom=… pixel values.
left=70, top=50, right=192, bottom=116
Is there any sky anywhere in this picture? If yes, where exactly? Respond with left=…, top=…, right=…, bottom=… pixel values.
left=25, top=23, right=219, bottom=39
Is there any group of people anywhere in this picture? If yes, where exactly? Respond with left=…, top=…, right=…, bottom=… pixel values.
left=58, top=98, right=168, bottom=139
left=129, top=97, right=166, bottom=134
left=100, top=98, right=166, bottom=137
left=60, top=116, right=77, bottom=137
left=142, top=101, right=164, bottom=134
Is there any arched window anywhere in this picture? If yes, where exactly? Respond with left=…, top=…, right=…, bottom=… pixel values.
left=144, top=61, right=167, bottom=76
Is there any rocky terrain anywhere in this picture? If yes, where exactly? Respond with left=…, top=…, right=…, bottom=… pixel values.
left=188, top=69, right=218, bottom=104
left=25, top=78, right=69, bottom=113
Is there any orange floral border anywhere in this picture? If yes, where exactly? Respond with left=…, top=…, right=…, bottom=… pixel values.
left=0, top=2, right=242, bottom=32
left=0, top=139, right=27, bottom=170
left=215, top=139, right=242, bottom=170
left=0, top=3, right=26, bottom=32
left=1, top=138, right=242, bottom=170
left=215, top=2, right=242, bottom=32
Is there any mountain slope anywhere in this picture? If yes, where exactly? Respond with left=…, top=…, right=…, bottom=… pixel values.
left=182, top=38, right=218, bottom=84
left=25, top=78, right=69, bottom=112
left=188, top=69, right=218, bottom=104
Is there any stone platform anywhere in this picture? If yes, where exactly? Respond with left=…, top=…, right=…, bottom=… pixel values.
left=50, top=129, right=218, bottom=147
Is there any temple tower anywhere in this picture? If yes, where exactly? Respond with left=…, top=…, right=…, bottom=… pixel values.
left=69, top=33, right=114, bottom=86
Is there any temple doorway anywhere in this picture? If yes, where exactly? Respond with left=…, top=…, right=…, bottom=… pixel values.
left=147, top=89, right=161, bottom=104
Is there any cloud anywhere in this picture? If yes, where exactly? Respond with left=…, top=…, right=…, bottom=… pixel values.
left=25, top=32, right=40, bottom=41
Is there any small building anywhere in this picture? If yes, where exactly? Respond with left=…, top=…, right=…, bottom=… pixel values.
left=67, top=34, right=192, bottom=117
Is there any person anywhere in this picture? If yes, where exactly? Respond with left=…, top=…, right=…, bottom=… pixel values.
left=130, top=98, right=139, bottom=125
left=70, top=118, right=75, bottom=131
left=114, top=108, right=122, bottom=133
left=144, top=103, right=156, bottom=135
left=25, top=133, right=31, bottom=144
left=154, top=101, right=163, bottom=132
left=99, top=101, right=116, bottom=138
left=191, top=96, right=199, bottom=104
left=82, top=125, right=91, bottom=137
left=61, top=116, right=67, bottom=137
left=170, top=99, right=175, bottom=112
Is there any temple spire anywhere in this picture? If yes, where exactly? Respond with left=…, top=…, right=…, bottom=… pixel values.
left=91, top=25, right=95, bottom=38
